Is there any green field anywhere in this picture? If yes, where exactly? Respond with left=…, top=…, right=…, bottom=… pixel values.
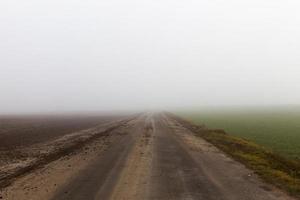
left=178, top=106, right=300, bottom=158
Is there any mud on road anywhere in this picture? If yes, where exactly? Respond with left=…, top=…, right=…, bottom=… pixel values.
left=0, top=115, right=131, bottom=189
left=0, top=113, right=295, bottom=200
left=0, top=115, right=123, bottom=170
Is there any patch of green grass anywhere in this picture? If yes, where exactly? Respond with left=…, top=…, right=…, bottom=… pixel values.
left=178, top=107, right=300, bottom=158
left=169, top=112, right=300, bottom=197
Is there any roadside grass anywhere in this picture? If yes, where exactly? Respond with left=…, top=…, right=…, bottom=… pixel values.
left=178, top=108, right=300, bottom=158
left=168, top=113, right=300, bottom=198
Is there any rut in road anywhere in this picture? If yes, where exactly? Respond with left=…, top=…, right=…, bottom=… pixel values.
left=47, top=113, right=294, bottom=200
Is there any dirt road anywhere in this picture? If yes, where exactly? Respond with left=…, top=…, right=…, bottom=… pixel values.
left=0, top=113, right=294, bottom=200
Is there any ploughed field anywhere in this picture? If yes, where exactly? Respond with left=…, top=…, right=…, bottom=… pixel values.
left=179, top=107, right=300, bottom=158
left=0, top=115, right=120, bottom=150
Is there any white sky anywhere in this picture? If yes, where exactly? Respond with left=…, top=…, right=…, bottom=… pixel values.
left=1, top=0, right=300, bottom=113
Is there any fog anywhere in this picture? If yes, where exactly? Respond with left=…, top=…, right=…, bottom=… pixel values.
left=1, top=0, right=300, bottom=113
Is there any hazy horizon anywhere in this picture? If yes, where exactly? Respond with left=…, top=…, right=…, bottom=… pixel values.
left=1, top=0, right=300, bottom=113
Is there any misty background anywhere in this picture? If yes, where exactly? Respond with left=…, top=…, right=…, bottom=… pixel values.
left=1, top=0, right=300, bottom=113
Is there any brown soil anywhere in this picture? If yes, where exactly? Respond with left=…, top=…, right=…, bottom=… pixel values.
left=0, top=115, right=122, bottom=150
